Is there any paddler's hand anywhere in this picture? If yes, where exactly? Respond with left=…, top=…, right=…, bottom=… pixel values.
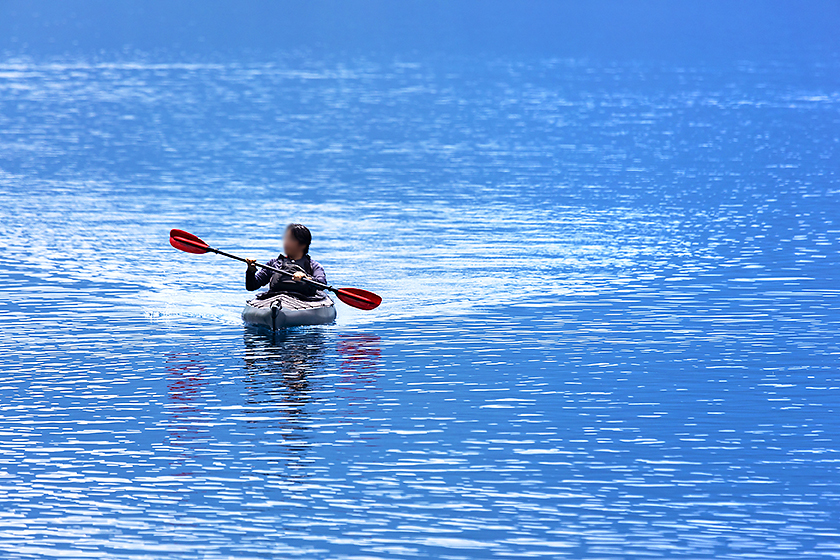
left=292, top=271, right=307, bottom=282
left=245, top=259, right=257, bottom=271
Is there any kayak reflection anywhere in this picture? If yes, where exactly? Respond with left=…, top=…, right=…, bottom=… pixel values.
left=242, top=326, right=327, bottom=415
left=241, top=326, right=328, bottom=477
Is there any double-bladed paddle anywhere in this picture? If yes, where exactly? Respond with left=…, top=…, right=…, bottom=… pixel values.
left=169, top=229, right=381, bottom=311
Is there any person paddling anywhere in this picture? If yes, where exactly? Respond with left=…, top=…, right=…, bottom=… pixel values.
left=170, top=228, right=380, bottom=309
left=245, top=223, right=327, bottom=298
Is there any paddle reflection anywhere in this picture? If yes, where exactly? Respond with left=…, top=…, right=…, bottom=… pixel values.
left=164, top=352, right=209, bottom=475
left=335, top=334, right=382, bottom=418
left=337, top=334, right=382, bottom=381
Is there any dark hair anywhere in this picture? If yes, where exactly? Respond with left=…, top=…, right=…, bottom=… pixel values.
left=286, top=223, right=312, bottom=254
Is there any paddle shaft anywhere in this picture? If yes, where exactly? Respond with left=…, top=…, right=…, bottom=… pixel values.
left=178, top=237, right=330, bottom=291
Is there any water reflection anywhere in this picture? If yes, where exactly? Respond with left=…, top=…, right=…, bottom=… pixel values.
left=164, top=352, right=209, bottom=475
left=242, top=326, right=327, bottom=385
left=336, top=334, right=383, bottom=416
left=241, top=327, right=329, bottom=476
left=337, top=334, right=382, bottom=381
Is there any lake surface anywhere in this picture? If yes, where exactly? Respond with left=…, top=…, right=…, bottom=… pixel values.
left=1, top=52, right=839, bottom=559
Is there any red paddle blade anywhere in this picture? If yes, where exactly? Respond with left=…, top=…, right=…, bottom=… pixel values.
left=335, top=288, right=382, bottom=311
left=169, top=229, right=211, bottom=254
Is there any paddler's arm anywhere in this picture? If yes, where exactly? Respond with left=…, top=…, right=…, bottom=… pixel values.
left=245, top=259, right=272, bottom=291
left=309, top=260, right=327, bottom=285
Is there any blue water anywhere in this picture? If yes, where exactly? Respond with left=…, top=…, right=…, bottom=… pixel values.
left=1, top=4, right=840, bottom=559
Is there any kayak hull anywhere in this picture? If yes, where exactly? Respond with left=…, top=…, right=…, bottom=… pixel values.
left=242, top=292, right=336, bottom=330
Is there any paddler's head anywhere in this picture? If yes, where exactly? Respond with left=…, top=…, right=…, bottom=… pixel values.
left=284, top=223, right=312, bottom=260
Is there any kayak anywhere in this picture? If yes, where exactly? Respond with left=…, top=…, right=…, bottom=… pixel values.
left=242, top=292, right=336, bottom=330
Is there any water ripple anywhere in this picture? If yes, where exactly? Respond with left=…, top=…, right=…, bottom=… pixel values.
left=0, top=53, right=838, bottom=558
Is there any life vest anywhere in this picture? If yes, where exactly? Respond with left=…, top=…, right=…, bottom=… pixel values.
left=268, top=255, right=317, bottom=297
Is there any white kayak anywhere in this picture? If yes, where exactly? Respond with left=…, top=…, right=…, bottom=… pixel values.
left=241, top=292, right=336, bottom=330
